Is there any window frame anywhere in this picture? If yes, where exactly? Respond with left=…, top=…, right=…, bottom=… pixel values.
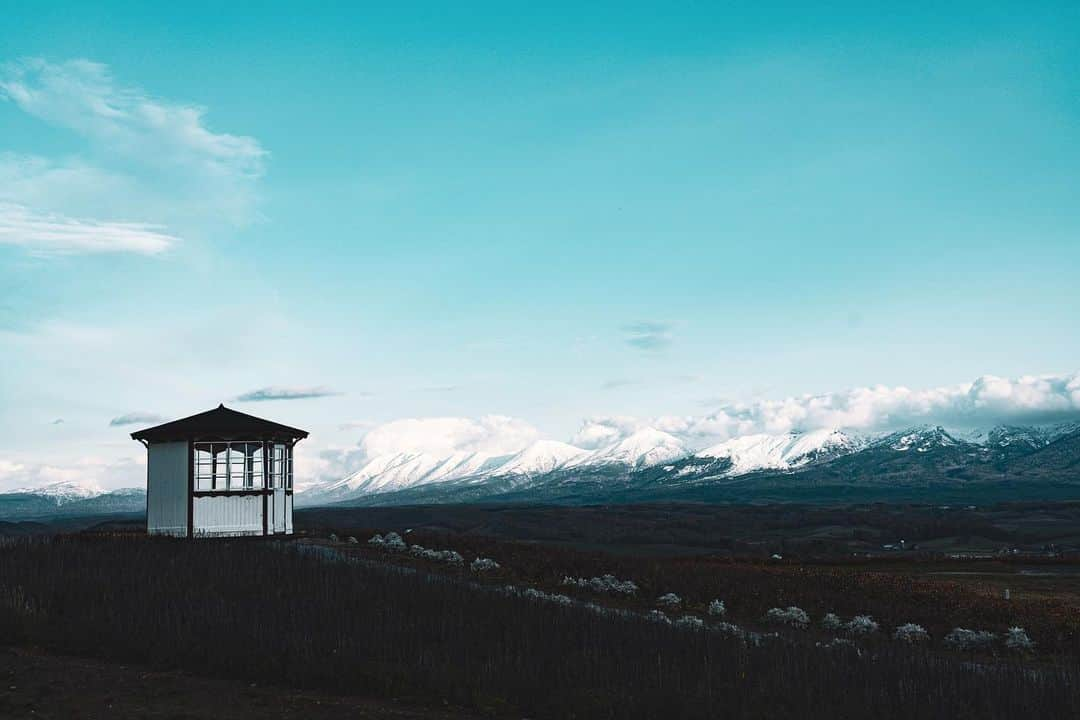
left=192, top=441, right=267, bottom=493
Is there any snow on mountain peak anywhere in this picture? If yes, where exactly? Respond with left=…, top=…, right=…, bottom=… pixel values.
left=496, top=440, right=587, bottom=476
left=697, top=428, right=858, bottom=474
left=17, top=479, right=106, bottom=504
left=333, top=449, right=505, bottom=496
left=570, top=427, right=688, bottom=469
left=884, top=425, right=958, bottom=452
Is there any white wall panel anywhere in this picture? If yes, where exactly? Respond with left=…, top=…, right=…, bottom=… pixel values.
left=147, top=441, right=188, bottom=536
left=193, top=495, right=264, bottom=537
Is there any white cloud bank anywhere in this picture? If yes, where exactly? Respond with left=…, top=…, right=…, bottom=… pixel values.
left=575, top=372, right=1080, bottom=446
left=359, top=416, right=541, bottom=458
left=681, top=372, right=1080, bottom=441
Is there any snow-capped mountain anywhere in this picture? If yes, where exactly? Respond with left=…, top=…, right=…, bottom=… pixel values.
left=877, top=425, right=961, bottom=453
left=0, top=481, right=145, bottom=520
left=497, top=440, right=587, bottom=476
left=302, top=428, right=687, bottom=503
left=318, top=450, right=507, bottom=498
left=567, top=428, right=688, bottom=470
left=15, top=479, right=106, bottom=505
left=301, top=421, right=1080, bottom=507
left=697, top=429, right=861, bottom=475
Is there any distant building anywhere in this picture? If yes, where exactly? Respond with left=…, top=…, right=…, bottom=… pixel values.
left=131, top=404, right=308, bottom=537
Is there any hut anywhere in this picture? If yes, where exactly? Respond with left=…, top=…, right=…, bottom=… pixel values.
left=131, top=404, right=308, bottom=537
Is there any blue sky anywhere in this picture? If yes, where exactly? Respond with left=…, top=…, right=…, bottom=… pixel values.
left=2, top=2, right=1079, bottom=489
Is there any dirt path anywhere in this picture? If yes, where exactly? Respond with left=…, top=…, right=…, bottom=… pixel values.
left=0, top=647, right=484, bottom=720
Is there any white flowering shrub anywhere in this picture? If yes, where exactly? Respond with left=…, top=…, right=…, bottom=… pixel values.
left=846, top=615, right=879, bottom=635
left=707, top=599, right=726, bottom=617
left=675, top=615, right=705, bottom=630
left=470, top=557, right=500, bottom=572
left=368, top=532, right=407, bottom=551
left=407, top=544, right=464, bottom=565
left=656, top=593, right=682, bottom=609
left=1005, top=627, right=1035, bottom=652
left=816, top=638, right=860, bottom=655
left=647, top=610, right=672, bottom=625
left=523, top=588, right=573, bottom=606
left=821, top=613, right=843, bottom=631
left=583, top=602, right=607, bottom=615
left=346, top=536, right=359, bottom=545
left=944, top=628, right=997, bottom=651
left=713, top=622, right=746, bottom=639
left=893, top=623, right=930, bottom=643
left=560, top=574, right=639, bottom=596
left=765, top=606, right=810, bottom=629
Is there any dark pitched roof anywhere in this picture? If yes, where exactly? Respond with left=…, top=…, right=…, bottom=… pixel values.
left=130, top=404, right=309, bottom=443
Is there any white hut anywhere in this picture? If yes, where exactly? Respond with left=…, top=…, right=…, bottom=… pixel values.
left=132, top=404, right=308, bottom=537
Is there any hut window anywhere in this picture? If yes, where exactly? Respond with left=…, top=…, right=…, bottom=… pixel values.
left=286, top=445, right=293, bottom=490
left=194, top=442, right=265, bottom=491
left=268, top=444, right=293, bottom=490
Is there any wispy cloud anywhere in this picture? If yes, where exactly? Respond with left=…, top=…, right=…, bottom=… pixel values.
left=421, top=385, right=460, bottom=393
left=235, top=386, right=342, bottom=402
left=622, top=321, right=673, bottom=351
left=601, top=378, right=638, bottom=390
left=0, top=59, right=265, bottom=195
left=50, top=418, right=64, bottom=425
left=338, top=419, right=376, bottom=431
left=0, top=202, right=176, bottom=255
left=110, top=412, right=165, bottom=427
left=0, top=57, right=267, bottom=256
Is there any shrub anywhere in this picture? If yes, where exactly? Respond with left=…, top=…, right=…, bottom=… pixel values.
left=560, top=574, right=639, bottom=596
left=368, top=532, right=407, bottom=551
left=944, top=628, right=997, bottom=652
left=1004, top=627, right=1035, bottom=652
left=821, top=613, right=843, bottom=631
left=707, top=599, right=726, bottom=617
left=408, top=544, right=464, bottom=565
left=346, top=536, right=359, bottom=545
left=522, top=588, right=573, bottom=606
left=656, top=593, right=682, bottom=610
left=846, top=615, right=879, bottom=636
left=766, top=606, right=810, bottom=629
left=471, top=557, right=500, bottom=572
left=646, top=610, right=672, bottom=625
left=893, top=624, right=930, bottom=644
left=675, top=615, right=706, bottom=630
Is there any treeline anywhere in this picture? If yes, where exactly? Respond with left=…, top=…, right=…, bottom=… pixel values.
left=0, top=535, right=1077, bottom=719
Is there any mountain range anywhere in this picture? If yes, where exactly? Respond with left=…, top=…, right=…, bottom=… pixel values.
left=4, top=422, right=1078, bottom=519
left=0, top=481, right=146, bottom=520
left=301, top=422, right=1080, bottom=507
